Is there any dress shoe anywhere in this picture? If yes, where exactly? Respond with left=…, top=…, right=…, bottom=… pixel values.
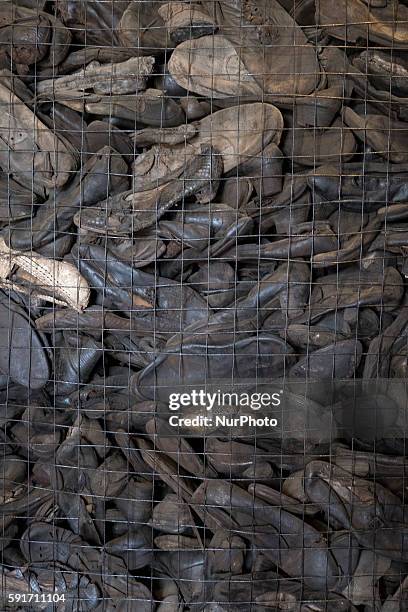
left=281, top=116, right=357, bottom=166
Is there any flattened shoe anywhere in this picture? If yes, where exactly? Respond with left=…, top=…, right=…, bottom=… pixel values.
left=158, top=1, right=217, bottom=44
left=295, top=266, right=404, bottom=324
left=6, top=146, right=129, bottom=251
left=0, top=291, right=50, bottom=389
left=316, top=0, right=408, bottom=47
left=281, top=116, right=357, bottom=167
left=58, top=0, right=128, bottom=46
left=132, top=333, right=295, bottom=404
left=132, top=103, right=284, bottom=188
left=53, top=332, right=102, bottom=397
left=349, top=53, right=408, bottom=122
left=118, top=0, right=169, bottom=54
left=168, top=35, right=263, bottom=98
left=0, top=73, right=77, bottom=196
left=0, top=2, right=71, bottom=68
left=289, top=340, right=363, bottom=379
left=75, top=144, right=224, bottom=235
left=36, top=56, right=155, bottom=102
left=0, top=175, right=39, bottom=222
left=343, top=107, right=408, bottom=164
left=307, top=161, right=408, bottom=211
left=353, top=49, right=408, bottom=98
left=76, top=88, right=186, bottom=128
left=169, top=0, right=322, bottom=97
left=57, top=45, right=135, bottom=74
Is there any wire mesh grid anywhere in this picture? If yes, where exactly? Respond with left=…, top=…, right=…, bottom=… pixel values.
left=0, top=0, right=407, bottom=610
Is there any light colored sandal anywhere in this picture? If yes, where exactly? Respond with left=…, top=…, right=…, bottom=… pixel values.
left=0, top=237, right=90, bottom=311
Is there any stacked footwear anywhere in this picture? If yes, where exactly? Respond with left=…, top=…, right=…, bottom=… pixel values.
left=0, top=1, right=407, bottom=610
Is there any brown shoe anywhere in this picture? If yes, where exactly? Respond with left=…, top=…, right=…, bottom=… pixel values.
left=158, top=2, right=217, bottom=44
left=0, top=3, right=71, bottom=68
left=281, top=117, right=357, bottom=167
left=168, top=35, right=262, bottom=98
left=59, top=0, right=128, bottom=46
left=77, top=88, right=185, bottom=128
left=118, top=0, right=169, bottom=54
left=36, top=56, right=154, bottom=101
left=343, top=107, right=408, bottom=164
left=170, top=0, right=322, bottom=97
left=316, top=0, right=408, bottom=47
left=132, top=103, right=284, bottom=190
left=0, top=72, right=77, bottom=196
left=353, top=50, right=408, bottom=98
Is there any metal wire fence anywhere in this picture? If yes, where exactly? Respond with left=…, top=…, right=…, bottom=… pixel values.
left=0, top=0, right=407, bottom=610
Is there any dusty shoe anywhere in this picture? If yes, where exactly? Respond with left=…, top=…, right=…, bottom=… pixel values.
left=52, top=332, right=102, bottom=397
left=118, top=0, right=169, bottom=54
left=343, top=107, right=408, bottom=164
left=70, top=88, right=185, bottom=128
left=281, top=116, right=357, bottom=166
left=316, top=0, right=408, bottom=47
left=133, top=123, right=197, bottom=147
left=169, top=0, right=322, bottom=97
left=74, top=144, right=224, bottom=235
left=158, top=2, right=217, bottom=44
left=353, top=49, right=408, bottom=98
left=132, top=103, right=284, bottom=190
left=36, top=56, right=154, bottom=101
left=85, top=120, right=135, bottom=157
left=0, top=2, right=71, bottom=69
left=0, top=291, right=50, bottom=389
left=6, top=146, right=129, bottom=251
left=349, top=53, right=408, bottom=122
left=57, top=45, right=135, bottom=74
left=107, top=235, right=166, bottom=268
left=289, top=339, right=363, bottom=379
left=0, top=72, right=77, bottom=196
left=168, top=35, right=263, bottom=98
left=152, top=61, right=189, bottom=96
left=0, top=237, right=90, bottom=311
left=180, top=96, right=212, bottom=120
left=230, top=142, right=284, bottom=197
left=295, top=266, right=404, bottom=325
left=132, top=333, right=294, bottom=404
left=0, top=3, right=50, bottom=65
left=0, top=176, right=40, bottom=222
left=58, top=0, right=128, bottom=46
left=308, top=161, right=408, bottom=211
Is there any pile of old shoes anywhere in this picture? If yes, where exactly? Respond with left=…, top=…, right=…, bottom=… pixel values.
left=0, top=0, right=407, bottom=610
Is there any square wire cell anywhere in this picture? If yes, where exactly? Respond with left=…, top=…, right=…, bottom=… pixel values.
left=0, top=0, right=407, bottom=610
